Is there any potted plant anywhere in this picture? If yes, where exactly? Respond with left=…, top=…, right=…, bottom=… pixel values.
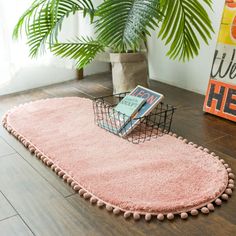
left=14, top=0, right=213, bottom=94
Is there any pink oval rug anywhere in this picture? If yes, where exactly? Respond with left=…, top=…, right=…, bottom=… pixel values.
left=2, top=97, right=234, bottom=221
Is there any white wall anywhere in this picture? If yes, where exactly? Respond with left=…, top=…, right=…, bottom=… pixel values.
left=0, top=0, right=109, bottom=96
left=147, top=0, right=226, bottom=95
left=77, top=10, right=110, bottom=76
left=0, top=1, right=77, bottom=96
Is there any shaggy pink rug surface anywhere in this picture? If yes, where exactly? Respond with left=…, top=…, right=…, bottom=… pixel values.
left=2, top=97, right=234, bottom=221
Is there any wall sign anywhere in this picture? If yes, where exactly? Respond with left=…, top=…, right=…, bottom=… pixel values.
left=204, top=0, right=236, bottom=122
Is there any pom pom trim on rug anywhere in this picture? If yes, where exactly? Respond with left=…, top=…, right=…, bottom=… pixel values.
left=1, top=99, right=234, bottom=222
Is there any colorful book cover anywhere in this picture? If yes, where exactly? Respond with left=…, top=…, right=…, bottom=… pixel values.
left=114, top=95, right=146, bottom=120
left=203, top=0, right=236, bottom=122
left=99, top=95, right=145, bottom=134
left=119, top=86, right=164, bottom=136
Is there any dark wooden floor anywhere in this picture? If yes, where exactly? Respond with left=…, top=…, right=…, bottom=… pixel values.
left=0, top=72, right=235, bottom=236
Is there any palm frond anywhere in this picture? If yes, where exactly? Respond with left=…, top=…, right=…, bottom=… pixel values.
left=12, top=0, right=48, bottom=39
left=51, top=37, right=105, bottom=69
left=96, top=0, right=162, bottom=52
left=203, top=0, right=213, bottom=9
left=28, top=0, right=80, bottom=57
left=158, top=0, right=213, bottom=61
left=13, top=0, right=94, bottom=57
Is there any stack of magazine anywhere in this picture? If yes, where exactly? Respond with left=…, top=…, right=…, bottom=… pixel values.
left=99, top=85, right=164, bottom=137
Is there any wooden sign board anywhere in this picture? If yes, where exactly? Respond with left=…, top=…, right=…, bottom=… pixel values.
left=204, top=0, right=236, bottom=122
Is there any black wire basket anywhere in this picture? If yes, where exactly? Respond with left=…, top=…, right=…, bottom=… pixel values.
left=93, top=92, right=176, bottom=144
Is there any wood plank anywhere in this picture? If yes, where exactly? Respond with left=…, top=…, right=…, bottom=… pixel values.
left=0, top=137, right=15, bottom=158
left=0, top=89, right=53, bottom=117
left=149, top=80, right=205, bottom=109
left=150, top=80, right=236, bottom=138
left=72, top=73, right=113, bottom=97
left=0, top=127, right=74, bottom=197
left=206, top=135, right=236, bottom=159
left=201, top=151, right=236, bottom=226
left=0, top=154, right=96, bottom=236
left=66, top=194, right=236, bottom=236
left=42, top=83, right=91, bottom=98
left=0, top=192, right=16, bottom=221
left=171, top=107, right=228, bottom=145
left=0, top=72, right=235, bottom=235
left=0, top=216, right=34, bottom=236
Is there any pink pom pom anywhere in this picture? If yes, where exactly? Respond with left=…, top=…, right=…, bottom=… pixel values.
left=188, top=142, right=194, bottom=145
left=133, top=212, right=140, bottom=220
left=198, top=146, right=204, bottom=150
left=113, top=208, right=120, bottom=215
left=180, top=212, right=188, bottom=219
left=225, top=188, right=233, bottom=195
left=55, top=167, right=61, bottom=173
left=215, top=198, right=222, bottom=205
left=227, top=168, right=232, bottom=173
left=36, top=153, right=42, bottom=158
left=183, top=139, right=188, bottom=143
left=29, top=148, right=35, bottom=154
left=67, top=178, right=73, bottom=184
left=224, top=164, right=229, bottom=168
left=73, top=185, right=81, bottom=191
left=145, top=213, right=152, bottom=221
left=51, top=164, right=57, bottom=170
left=203, top=148, right=209, bottom=153
left=157, top=214, right=164, bottom=221
left=221, top=194, right=229, bottom=201
left=201, top=207, right=209, bottom=214
left=90, top=197, right=97, bottom=204
left=228, top=183, right=234, bottom=189
left=58, top=171, right=65, bottom=177
left=79, top=189, right=86, bottom=196
left=178, top=136, right=183, bottom=140
left=193, top=144, right=198, bottom=148
left=43, top=158, right=49, bottom=164
left=47, top=160, right=53, bottom=166
left=63, top=175, right=69, bottom=181
left=220, top=159, right=225, bottom=164
left=97, top=201, right=105, bottom=207
left=106, top=205, right=113, bottom=212
left=229, top=179, right=234, bottom=184
left=83, top=193, right=91, bottom=200
left=190, top=209, right=198, bottom=216
left=7, top=127, right=12, bottom=132
left=229, top=173, right=235, bottom=180
left=124, top=211, right=131, bottom=219
left=167, top=213, right=174, bottom=220
left=207, top=203, right=214, bottom=211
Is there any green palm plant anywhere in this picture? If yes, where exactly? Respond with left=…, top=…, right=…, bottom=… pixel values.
left=14, top=0, right=213, bottom=69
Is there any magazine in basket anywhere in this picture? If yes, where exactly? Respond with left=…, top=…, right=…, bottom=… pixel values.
left=119, top=86, right=164, bottom=136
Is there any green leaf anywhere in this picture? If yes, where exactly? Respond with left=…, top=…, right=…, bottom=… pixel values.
left=96, top=0, right=162, bottom=52
left=12, top=0, right=48, bottom=39
left=158, top=0, right=213, bottom=61
left=51, top=37, right=105, bottom=69
left=13, top=0, right=94, bottom=57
